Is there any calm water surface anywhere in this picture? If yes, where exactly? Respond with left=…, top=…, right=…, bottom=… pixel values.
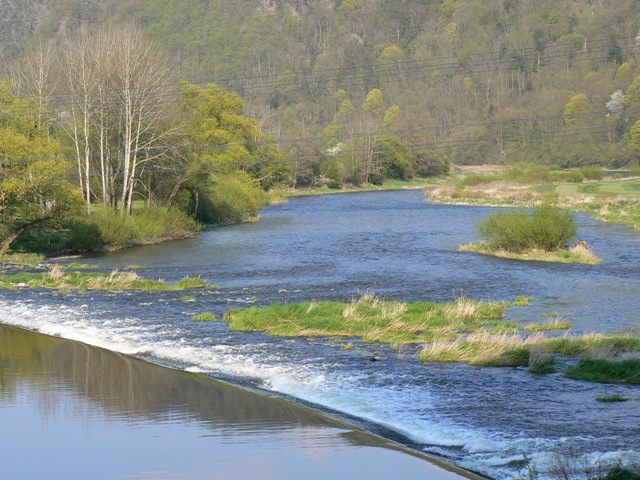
left=1, top=191, right=639, bottom=479
left=0, top=325, right=468, bottom=480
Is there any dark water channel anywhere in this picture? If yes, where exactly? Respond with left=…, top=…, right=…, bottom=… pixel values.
left=1, top=191, right=639, bottom=479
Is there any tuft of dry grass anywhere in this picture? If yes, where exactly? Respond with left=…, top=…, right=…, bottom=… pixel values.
left=419, top=332, right=549, bottom=367
left=568, top=242, right=602, bottom=264
left=524, top=317, right=573, bottom=332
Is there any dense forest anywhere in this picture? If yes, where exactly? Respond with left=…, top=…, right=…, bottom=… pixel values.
left=2, top=0, right=640, bottom=251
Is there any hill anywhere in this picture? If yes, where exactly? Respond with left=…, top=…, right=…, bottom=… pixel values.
left=2, top=0, right=640, bottom=185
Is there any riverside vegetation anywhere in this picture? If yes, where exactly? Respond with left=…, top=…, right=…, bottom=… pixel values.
left=0, top=265, right=211, bottom=291
left=223, top=293, right=640, bottom=383
left=459, top=207, right=602, bottom=265
left=429, top=163, right=640, bottom=231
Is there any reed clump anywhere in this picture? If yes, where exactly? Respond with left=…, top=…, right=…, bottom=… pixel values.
left=419, top=332, right=548, bottom=367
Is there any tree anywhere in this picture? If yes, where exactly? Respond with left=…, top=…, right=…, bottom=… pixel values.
left=52, top=24, right=175, bottom=214
left=0, top=80, right=82, bottom=254
left=170, top=81, right=290, bottom=215
left=629, top=120, right=640, bottom=158
left=564, top=93, right=590, bottom=127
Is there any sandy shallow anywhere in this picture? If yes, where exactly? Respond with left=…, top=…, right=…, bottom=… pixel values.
left=0, top=324, right=483, bottom=480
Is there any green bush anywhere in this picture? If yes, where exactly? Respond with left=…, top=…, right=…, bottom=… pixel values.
left=66, top=206, right=200, bottom=250
left=197, top=172, right=266, bottom=224
left=459, top=174, right=495, bottom=186
left=477, top=208, right=577, bottom=253
left=503, top=163, right=550, bottom=184
left=579, top=165, right=605, bottom=181
left=548, top=170, right=584, bottom=183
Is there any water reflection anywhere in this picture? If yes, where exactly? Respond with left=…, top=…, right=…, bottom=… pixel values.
left=0, top=325, right=476, bottom=480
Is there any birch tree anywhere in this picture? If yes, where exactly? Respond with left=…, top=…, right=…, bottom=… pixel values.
left=57, top=24, right=174, bottom=214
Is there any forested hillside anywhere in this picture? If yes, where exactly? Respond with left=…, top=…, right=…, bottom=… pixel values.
left=3, top=0, right=640, bottom=187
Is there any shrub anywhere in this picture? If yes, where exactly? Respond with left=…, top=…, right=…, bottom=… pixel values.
left=579, top=165, right=605, bottom=181
left=503, top=163, right=550, bottom=184
left=548, top=170, right=584, bottom=183
left=477, top=208, right=577, bottom=253
left=197, top=172, right=266, bottom=224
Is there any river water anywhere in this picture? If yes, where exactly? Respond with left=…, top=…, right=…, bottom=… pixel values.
left=1, top=190, right=639, bottom=478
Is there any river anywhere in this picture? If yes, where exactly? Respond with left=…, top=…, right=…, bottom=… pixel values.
left=1, top=190, right=639, bottom=478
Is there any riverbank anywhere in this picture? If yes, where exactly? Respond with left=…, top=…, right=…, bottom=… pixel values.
left=428, top=175, right=640, bottom=231
left=0, top=323, right=484, bottom=480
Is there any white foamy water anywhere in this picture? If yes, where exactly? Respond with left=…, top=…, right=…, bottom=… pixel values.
left=1, top=293, right=637, bottom=480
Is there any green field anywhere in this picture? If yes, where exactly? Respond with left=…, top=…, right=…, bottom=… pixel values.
left=535, top=178, right=640, bottom=196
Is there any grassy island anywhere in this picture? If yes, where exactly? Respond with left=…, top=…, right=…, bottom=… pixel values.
left=223, top=294, right=640, bottom=383
left=459, top=242, right=602, bottom=265
left=224, top=293, right=531, bottom=344
left=460, top=207, right=602, bottom=265
left=0, top=265, right=210, bottom=291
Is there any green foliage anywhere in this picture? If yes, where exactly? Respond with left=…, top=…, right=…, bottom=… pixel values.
left=564, top=93, right=590, bottom=127
left=476, top=208, right=577, bottom=253
left=565, top=358, right=640, bottom=384
left=579, top=166, right=605, bottom=181
left=0, top=79, right=83, bottom=254
left=195, top=172, right=266, bottom=225
left=192, top=312, right=215, bottom=321
left=64, top=206, right=199, bottom=252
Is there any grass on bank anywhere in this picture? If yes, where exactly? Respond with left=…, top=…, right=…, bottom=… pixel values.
left=428, top=171, right=640, bottom=231
left=0, top=266, right=211, bottom=291
left=287, top=176, right=455, bottom=196
left=224, top=293, right=531, bottom=344
left=0, top=253, right=45, bottom=267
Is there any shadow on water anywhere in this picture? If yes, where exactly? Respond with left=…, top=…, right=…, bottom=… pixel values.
left=0, top=324, right=479, bottom=480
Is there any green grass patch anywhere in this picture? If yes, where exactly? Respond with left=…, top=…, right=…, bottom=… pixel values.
left=66, top=262, right=92, bottom=269
left=565, top=358, right=640, bottom=384
left=544, top=334, right=640, bottom=356
left=0, top=266, right=214, bottom=291
left=181, top=295, right=197, bottom=301
left=223, top=294, right=524, bottom=344
left=176, top=276, right=207, bottom=289
left=595, top=395, right=630, bottom=402
left=192, top=312, right=215, bottom=321
left=0, top=253, right=44, bottom=267
left=523, top=319, right=573, bottom=331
